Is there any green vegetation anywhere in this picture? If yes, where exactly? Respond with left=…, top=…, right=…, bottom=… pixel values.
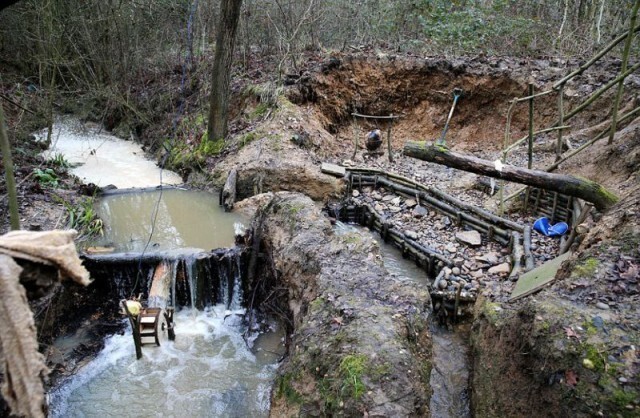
left=572, top=257, right=599, bottom=278
left=62, top=197, right=104, bottom=240
left=582, top=343, right=606, bottom=372
left=33, top=168, right=59, bottom=188
left=47, top=153, right=71, bottom=169
left=276, top=373, right=303, bottom=404
left=239, top=132, right=258, bottom=148
left=339, top=354, right=367, bottom=400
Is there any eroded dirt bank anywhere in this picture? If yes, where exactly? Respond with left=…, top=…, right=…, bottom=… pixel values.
left=237, top=192, right=432, bottom=417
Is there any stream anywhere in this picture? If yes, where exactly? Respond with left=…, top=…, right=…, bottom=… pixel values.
left=44, top=119, right=470, bottom=417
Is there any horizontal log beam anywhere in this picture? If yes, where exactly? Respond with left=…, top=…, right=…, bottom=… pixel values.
left=403, top=142, right=618, bottom=211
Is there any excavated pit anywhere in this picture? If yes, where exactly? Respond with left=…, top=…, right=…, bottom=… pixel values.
left=290, top=56, right=566, bottom=153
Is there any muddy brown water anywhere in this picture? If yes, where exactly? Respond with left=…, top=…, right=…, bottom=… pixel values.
left=335, top=222, right=471, bottom=418
left=92, top=188, right=245, bottom=253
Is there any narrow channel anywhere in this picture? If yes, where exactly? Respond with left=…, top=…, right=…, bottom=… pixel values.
left=335, top=221, right=471, bottom=418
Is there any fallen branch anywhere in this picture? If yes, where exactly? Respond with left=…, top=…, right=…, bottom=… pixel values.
left=403, top=142, right=619, bottom=211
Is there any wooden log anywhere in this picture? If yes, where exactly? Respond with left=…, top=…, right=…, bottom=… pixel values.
left=523, top=226, right=534, bottom=271
left=403, top=142, right=618, bottom=211
left=222, top=167, right=238, bottom=211
left=509, top=231, right=524, bottom=279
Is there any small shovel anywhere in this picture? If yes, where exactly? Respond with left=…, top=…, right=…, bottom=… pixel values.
left=436, top=88, right=463, bottom=146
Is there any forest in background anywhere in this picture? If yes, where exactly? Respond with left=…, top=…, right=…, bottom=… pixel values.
left=0, top=0, right=634, bottom=92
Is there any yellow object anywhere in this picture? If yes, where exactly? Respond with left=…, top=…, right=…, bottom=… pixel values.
left=583, top=358, right=595, bottom=369
left=126, top=300, right=142, bottom=316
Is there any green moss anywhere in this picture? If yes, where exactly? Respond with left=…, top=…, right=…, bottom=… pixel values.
left=251, top=102, right=270, bottom=118
left=572, top=257, right=599, bottom=278
left=435, top=143, right=449, bottom=152
left=371, top=362, right=391, bottom=381
left=239, top=132, right=258, bottom=148
left=582, top=320, right=598, bottom=336
left=276, top=373, right=303, bottom=404
left=611, top=387, right=637, bottom=408
left=482, top=302, right=503, bottom=325
left=582, top=343, right=606, bottom=372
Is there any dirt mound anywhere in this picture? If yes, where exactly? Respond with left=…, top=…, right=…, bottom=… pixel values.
left=289, top=56, right=561, bottom=152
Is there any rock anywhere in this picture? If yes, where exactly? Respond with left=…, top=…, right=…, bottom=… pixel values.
left=372, top=192, right=383, bottom=200
left=352, top=190, right=360, bottom=197
left=374, top=204, right=384, bottom=213
left=591, top=316, right=604, bottom=330
left=412, top=206, right=428, bottom=218
left=382, top=195, right=394, bottom=202
left=389, top=206, right=402, bottom=213
left=391, top=197, right=401, bottom=206
left=476, top=252, right=499, bottom=265
left=596, top=302, right=610, bottom=310
left=446, top=243, right=458, bottom=254
left=444, top=267, right=452, bottom=278
left=404, top=230, right=419, bottom=240
left=470, top=269, right=484, bottom=279
left=452, top=267, right=461, bottom=275
left=456, top=230, right=482, bottom=247
left=443, top=216, right=452, bottom=226
left=405, top=199, right=417, bottom=208
left=438, top=280, right=448, bottom=289
left=488, top=263, right=511, bottom=275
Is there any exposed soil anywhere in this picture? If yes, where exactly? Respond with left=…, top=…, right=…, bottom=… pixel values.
left=2, top=51, right=640, bottom=417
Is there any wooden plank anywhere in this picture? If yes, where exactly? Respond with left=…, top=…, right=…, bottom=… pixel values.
left=509, top=252, right=571, bottom=302
left=321, top=162, right=346, bottom=177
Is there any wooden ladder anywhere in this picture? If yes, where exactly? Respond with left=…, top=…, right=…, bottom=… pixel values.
left=138, top=307, right=162, bottom=347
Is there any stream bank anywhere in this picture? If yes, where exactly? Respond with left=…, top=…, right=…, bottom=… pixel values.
left=238, top=192, right=433, bottom=417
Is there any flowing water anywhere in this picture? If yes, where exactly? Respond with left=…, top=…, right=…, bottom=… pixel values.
left=334, top=222, right=471, bottom=418
left=38, top=118, right=182, bottom=188
left=48, top=308, right=283, bottom=418
left=44, top=119, right=283, bottom=417
left=92, top=188, right=246, bottom=253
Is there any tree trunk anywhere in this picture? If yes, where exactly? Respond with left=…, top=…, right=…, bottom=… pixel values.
left=207, top=0, right=243, bottom=143
left=0, top=103, right=20, bottom=230
left=403, top=141, right=618, bottom=211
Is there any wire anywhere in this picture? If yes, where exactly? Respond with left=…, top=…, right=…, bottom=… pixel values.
left=129, top=0, right=198, bottom=300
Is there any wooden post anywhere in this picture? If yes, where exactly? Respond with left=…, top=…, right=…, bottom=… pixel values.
left=164, top=307, right=175, bottom=341
left=556, top=84, right=565, bottom=161
left=222, top=167, right=238, bottom=211
left=387, top=115, right=394, bottom=162
left=122, top=300, right=143, bottom=360
left=352, top=115, right=358, bottom=159
left=608, top=0, right=640, bottom=144
left=524, top=83, right=535, bottom=212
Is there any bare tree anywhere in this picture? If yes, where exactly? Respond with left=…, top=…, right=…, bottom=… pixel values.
left=207, top=0, right=243, bottom=144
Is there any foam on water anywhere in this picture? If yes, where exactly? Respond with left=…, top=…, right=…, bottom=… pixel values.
left=49, top=307, right=278, bottom=418
left=38, top=118, right=182, bottom=188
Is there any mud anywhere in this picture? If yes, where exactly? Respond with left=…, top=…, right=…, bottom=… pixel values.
left=239, top=192, right=432, bottom=417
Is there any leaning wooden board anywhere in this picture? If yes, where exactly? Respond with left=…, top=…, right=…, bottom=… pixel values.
left=510, top=252, right=572, bottom=301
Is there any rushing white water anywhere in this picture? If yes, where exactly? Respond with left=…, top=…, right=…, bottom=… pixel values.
left=49, top=308, right=282, bottom=418
left=93, top=189, right=246, bottom=252
left=38, top=118, right=182, bottom=188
